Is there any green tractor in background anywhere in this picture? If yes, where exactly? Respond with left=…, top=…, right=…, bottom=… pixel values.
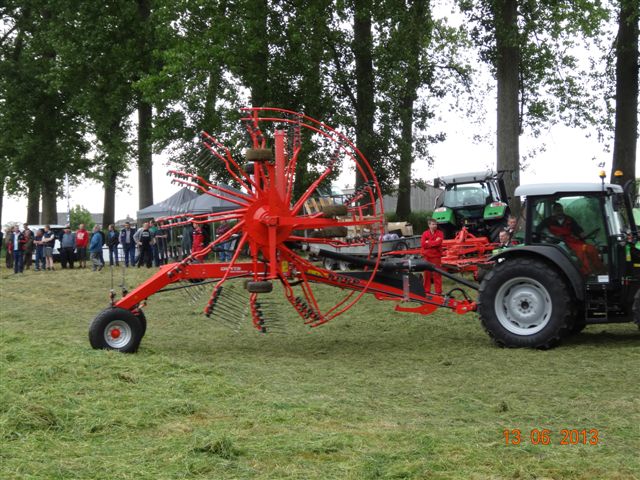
left=433, top=170, right=510, bottom=240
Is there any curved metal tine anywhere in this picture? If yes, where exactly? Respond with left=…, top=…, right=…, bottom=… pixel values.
left=242, top=110, right=266, bottom=148
left=280, top=274, right=310, bottom=323
left=278, top=244, right=325, bottom=316
left=290, top=146, right=343, bottom=216
left=201, top=138, right=260, bottom=194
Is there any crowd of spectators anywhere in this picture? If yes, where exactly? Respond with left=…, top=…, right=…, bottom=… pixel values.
left=2, top=219, right=235, bottom=274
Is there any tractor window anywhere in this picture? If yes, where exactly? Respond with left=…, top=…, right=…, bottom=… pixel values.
left=443, top=183, right=490, bottom=208
left=531, top=195, right=608, bottom=275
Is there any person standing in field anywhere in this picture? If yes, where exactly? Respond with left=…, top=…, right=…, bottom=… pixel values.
left=134, top=222, right=154, bottom=268
left=34, top=228, right=46, bottom=271
left=23, top=228, right=34, bottom=271
left=10, top=225, right=26, bottom=274
left=216, top=220, right=232, bottom=261
left=155, top=220, right=168, bottom=265
left=42, top=225, right=56, bottom=271
left=505, top=215, right=518, bottom=243
left=89, top=225, right=103, bottom=271
left=106, top=224, right=120, bottom=266
left=119, top=221, right=136, bottom=267
left=181, top=223, right=193, bottom=259
left=191, top=220, right=205, bottom=260
left=421, top=218, right=444, bottom=295
left=75, top=223, right=89, bottom=268
left=59, top=225, right=76, bottom=269
left=5, top=227, right=14, bottom=269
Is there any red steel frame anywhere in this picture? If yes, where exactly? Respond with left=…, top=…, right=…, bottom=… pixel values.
left=112, top=108, right=476, bottom=332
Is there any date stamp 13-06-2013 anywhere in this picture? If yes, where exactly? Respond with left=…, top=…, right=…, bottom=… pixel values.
left=503, top=428, right=600, bottom=446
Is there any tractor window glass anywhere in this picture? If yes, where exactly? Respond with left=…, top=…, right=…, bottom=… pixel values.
left=532, top=195, right=608, bottom=275
left=443, top=183, right=490, bottom=208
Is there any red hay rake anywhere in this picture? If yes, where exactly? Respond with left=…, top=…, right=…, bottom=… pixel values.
left=89, top=108, right=477, bottom=352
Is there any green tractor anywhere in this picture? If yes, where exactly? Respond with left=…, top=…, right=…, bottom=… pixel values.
left=478, top=180, right=640, bottom=348
left=433, top=170, right=510, bottom=240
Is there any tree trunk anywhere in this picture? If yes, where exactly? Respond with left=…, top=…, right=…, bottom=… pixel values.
left=0, top=178, right=4, bottom=228
left=41, top=179, right=58, bottom=224
left=27, top=182, right=40, bottom=224
left=611, top=0, right=638, bottom=185
left=102, top=163, right=118, bottom=227
left=395, top=0, right=427, bottom=220
left=495, top=0, right=521, bottom=215
left=353, top=0, right=376, bottom=191
left=136, top=0, right=153, bottom=210
left=247, top=0, right=270, bottom=107
left=137, top=100, right=154, bottom=209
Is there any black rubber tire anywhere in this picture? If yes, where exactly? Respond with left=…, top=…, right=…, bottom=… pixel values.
left=569, top=319, right=587, bottom=335
left=321, top=204, right=348, bottom=217
left=633, top=289, right=640, bottom=325
left=314, top=226, right=348, bottom=238
left=89, top=307, right=144, bottom=353
left=245, top=148, right=273, bottom=162
left=246, top=280, right=273, bottom=293
left=134, top=310, right=147, bottom=337
left=478, top=257, right=574, bottom=349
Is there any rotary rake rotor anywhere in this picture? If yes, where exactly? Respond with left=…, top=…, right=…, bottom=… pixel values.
left=89, top=107, right=477, bottom=353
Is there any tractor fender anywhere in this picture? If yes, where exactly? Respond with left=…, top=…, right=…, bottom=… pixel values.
left=490, top=245, right=584, bottom=301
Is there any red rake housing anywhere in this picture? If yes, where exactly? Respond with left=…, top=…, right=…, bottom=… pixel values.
left=89, top=107, right=476, bottom=353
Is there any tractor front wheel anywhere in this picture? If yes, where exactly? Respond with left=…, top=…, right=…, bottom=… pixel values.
left=89, top=307, right=145, bottom=353
left=478, top=258, right=574, bottom=349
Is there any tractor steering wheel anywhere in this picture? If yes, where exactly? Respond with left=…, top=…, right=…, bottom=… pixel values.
left=539, top=231, right=564, bottom=244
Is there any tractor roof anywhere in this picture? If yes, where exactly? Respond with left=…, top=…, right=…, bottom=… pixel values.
left=515, top=183, right=623, bottom=197
left=439, top=170, right=496, bottom=185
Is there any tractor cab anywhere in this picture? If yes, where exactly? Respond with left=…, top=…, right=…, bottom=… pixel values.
left=516, top=183, right=639, bottom=287
left=477, top=181, right=640, bottom=349
left=433, top=170, right=510, bottom=240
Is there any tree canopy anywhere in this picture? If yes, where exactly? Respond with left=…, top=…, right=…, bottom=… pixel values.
left=0, top=0, right=636, bottom=224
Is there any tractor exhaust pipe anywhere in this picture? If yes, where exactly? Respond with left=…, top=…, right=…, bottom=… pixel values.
left=317, top=249, right=479, bottom=290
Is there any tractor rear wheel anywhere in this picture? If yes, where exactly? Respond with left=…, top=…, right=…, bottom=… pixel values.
left=633, top=290, right=640, bottom=326
left=89, top=307, right=144, bottom=353
left=478, top=257, right=574, bottom=349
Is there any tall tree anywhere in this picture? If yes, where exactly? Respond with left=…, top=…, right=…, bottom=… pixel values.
left=353, top=0, right=376, bottom=191
left=459, top=0, right=609, bottom=213
left=135, top=0, right=155, bottom=210
left=611, top=0, right=638, bottom=185
left=495, top=0, right=520, bottom=213
left=0, top=1, right=89, bottom=224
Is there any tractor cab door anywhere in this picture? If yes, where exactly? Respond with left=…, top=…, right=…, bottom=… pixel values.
left=529, top=194, right=609, bottom=279
left=606, top=192, right=640, bottom=284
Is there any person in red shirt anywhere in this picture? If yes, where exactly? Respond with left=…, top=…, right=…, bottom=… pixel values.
left=191, top=221, right=206, bottom=258
left=75, top=223, right=89, bottom=268
left=421, top=218, right=444, bottom=295
left=538, top=202, right=604, bottom=274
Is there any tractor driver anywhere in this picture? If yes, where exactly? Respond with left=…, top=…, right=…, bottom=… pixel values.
left=538, top=202, right=603, bottom=274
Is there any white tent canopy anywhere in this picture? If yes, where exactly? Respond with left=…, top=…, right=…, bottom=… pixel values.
left=178, top=186, right=244, bottom=214
left=136, top=187, right=199, bottom=219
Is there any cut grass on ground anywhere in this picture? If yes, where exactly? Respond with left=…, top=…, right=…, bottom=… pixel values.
left=1, top=266, right=639, bottom=479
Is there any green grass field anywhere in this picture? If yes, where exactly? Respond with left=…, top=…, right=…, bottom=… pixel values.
left=1, top=265, right=639, bottom=479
